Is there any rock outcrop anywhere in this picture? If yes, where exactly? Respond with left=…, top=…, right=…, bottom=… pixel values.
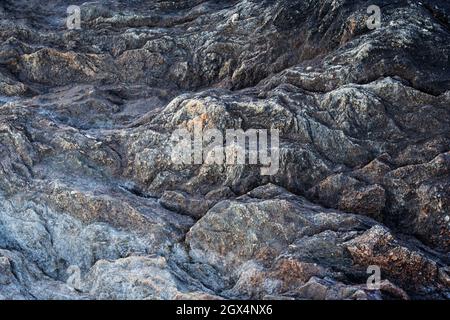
left=0, top=0, right=449, bottom=299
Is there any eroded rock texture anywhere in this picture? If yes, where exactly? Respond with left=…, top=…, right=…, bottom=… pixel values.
left=0, top=0, right=449, bottom=300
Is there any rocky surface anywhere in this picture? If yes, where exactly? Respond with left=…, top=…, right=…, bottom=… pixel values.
left=0, top=0, right=449, bottom=300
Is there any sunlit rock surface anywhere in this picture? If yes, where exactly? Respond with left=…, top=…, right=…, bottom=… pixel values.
left=0, top=0, right=449, bottom=300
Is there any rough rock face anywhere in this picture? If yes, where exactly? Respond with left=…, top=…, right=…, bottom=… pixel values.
left=0, top=0, right=449, bottom=300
